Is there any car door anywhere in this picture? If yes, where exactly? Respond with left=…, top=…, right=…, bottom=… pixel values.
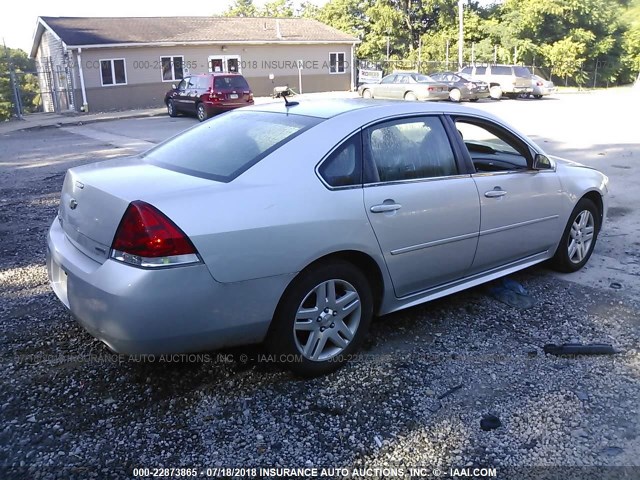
left=184, top=76, right=199, bottom=113
left=170, top=77, right=190, bottom=112
left=450, top=115, right=564, bottom=273
left=363, top=115, right=481, bottom=297
left=393, top=74, right=410, bottom=99
left=373, top=74, right=396, bottom=99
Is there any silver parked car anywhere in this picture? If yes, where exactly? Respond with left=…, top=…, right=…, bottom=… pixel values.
left=529, top=74, right=557, bottom=99
left=358, top=73, right=449, bottom=101
left=47, top=99, right=608, bottom=376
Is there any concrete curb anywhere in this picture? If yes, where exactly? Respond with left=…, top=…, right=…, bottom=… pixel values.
left=0, top=109, right=168, bottom=135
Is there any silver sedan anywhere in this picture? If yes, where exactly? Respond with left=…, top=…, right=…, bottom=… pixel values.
left=47, top=99, right=608, bottom=376
left=358, top=73, right=450, bottom=101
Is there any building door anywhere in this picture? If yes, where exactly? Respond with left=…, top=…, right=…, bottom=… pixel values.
left=208, top=55, right=242, bottom=74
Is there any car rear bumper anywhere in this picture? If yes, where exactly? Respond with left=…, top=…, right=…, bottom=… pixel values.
left=204, top=100, right=254, bottom=114
left=47, top=217, right=292, bottom=355
left=533, top=86, right=557, bottom=96
left=419, top=92, right=450, bottom=101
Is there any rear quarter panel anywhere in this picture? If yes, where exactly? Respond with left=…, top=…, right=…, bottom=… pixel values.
left=150, top=114, right=388, bottom=284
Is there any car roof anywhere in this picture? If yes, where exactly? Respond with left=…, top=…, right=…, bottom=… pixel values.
left=244, top=98, right=489, bottom=120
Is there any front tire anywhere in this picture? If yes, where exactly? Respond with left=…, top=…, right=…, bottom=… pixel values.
left=550, top=198, right=600, bottom=273
left=490, top=85, right=502, bottom=100
left=266, top=261, right=373, bottom=377
left=534, top=94, right=543, bottom=99
left=362, top=89, right=372, bottom=99
left=167, top=100, right=177, bottom=117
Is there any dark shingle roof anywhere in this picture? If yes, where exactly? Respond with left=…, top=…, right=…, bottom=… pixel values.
left=39, top=16, right=358, bottom=46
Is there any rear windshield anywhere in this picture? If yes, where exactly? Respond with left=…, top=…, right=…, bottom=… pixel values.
left=214, top=76, right=250, bottom=90
left=143, top=111, right=321, bottom=182
left=514, top=66, right=532, bottom=77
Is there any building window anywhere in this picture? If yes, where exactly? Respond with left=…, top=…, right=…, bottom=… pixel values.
left=100, top=59, right=127, bottom=86
left=161, top=56, right=184, bottom=82
left=329, top=52, right=346, bottom=74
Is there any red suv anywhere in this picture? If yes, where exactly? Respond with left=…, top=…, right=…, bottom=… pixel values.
left=165, top=73, right=254, bottom=121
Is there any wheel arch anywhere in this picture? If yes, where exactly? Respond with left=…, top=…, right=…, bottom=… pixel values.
left=581, top=190, right=604, bottom=224
left=280, top=250, right=386, bottom=315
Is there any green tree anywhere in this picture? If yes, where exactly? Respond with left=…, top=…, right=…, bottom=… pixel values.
left=261, top=0, right=294, bottom=17
left=1, top=47, right=40, bottom=121
left=223, top=0, right=257, bottom=17
left=541, top=37, right=587, bottom=85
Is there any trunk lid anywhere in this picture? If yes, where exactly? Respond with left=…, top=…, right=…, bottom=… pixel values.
left=58, top=156, right=217, bottom=264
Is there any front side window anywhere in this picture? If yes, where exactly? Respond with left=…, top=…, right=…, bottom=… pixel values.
left=161, top=56, right=184, bottom=82
left=380, top=75, right=396, bottom=84
left=144, top=111, right=321, bottom=182
left=100, top=59, right=127, bottom=86
left=318, top=133, right=362, bottom=187
left=475, top=66, right=486, bottom=74
left=329, top=52, right=346, bottom=74
left=454, top=117, right=531, bottom=172
left=364, top=117, right=457, bottom=183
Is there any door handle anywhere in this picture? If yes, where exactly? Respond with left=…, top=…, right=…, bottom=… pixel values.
left=370, top=203, right=402, bottom=213
left=484, top=189, right=507, bottom=198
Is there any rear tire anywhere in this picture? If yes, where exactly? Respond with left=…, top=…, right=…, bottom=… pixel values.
left=266, top=261, right=373, bottom=377
left=196, top=103, right=208, bottom=122
left=404, top=91, right=418, bottom=101
left=534, top=94, right=543, bottom=99
left=449, top=88, right=462, bottom=102
left=550, top=198, right=601, bottom=273
left=489, top=85, right=502, bottom=100
left=167, top=100, right=177, bottom=117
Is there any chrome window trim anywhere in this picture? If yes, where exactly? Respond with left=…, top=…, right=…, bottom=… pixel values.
left=363, top=173, right=472, bottom=188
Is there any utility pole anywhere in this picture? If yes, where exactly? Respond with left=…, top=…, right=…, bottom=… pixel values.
left=3, top=38, right=23, bottom=120
left=446, top=39, right=450, bottom=69
left=386, top=34, right=390, bottom=61
left=458, top=0, right=464, bottom=69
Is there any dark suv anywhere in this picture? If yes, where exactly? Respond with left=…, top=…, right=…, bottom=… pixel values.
left=165, top=73, right=254, bottom=121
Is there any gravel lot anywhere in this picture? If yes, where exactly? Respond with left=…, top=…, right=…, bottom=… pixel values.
left=1, top=93, right=639, bottom=479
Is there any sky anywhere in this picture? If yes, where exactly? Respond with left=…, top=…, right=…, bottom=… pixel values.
left=0, top=0, right=328, bottom=54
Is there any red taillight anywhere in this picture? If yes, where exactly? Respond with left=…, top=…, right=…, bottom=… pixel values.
left=111, top=201, right=199, bottom=267
left=536, top=81, right=543, bottom=86
left=209, top=92, right=220, bottom=101
left=428, top=86, right=434, bottom=91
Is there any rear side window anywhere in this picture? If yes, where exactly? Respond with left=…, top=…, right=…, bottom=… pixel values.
left=461, top=67, right=472, bottom=74
left=214, top=76, right=250, bottom=90
left=143, top=111, right=321, bottom=182
left=475, top=66, right=486, bottom=74
left=318, top=133, right=362, bottom=187
left=514, top=66, right=532, bottom=77
left=491, top=66, right=511, bottom=75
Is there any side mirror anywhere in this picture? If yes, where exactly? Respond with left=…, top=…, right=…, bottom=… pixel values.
left=533, top=153, right=552, bottom=170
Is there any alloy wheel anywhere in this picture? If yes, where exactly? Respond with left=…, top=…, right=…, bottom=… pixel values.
left=568, top=210, right=595, bottom=264
left=293, top=279, right=361, bottom=362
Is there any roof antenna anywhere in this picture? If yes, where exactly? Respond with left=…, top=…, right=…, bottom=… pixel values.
left=281, top=89, right=298, bottom=107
